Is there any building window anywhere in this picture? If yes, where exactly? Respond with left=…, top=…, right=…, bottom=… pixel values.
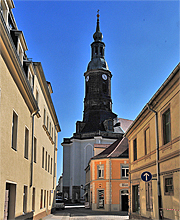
left=49, top=190, right=51, bottom=206
left=52, top=127, right=53, bottom=141
left=95, top=46, right=98, bottom=55
left=23, top=186, right=28, bottom=213
left=133, top=138, right=137, bottom=161
left=42, top=147, right=44, bottom=168
left=43, top=109, right=46, bottom=125
left=11, top=111, right=18, bottom=150
left=108, top=120, right=113, bottom=131
left=47, top=116, right=49, bottom=130
left=97, top=165, right=104, bottom=179
left=48, top=155, right=50, bottom=172
left=144, top=127, right=150, bottom=155
left=36, top=89, right=39, bottom=105
left=45, top=151, right=47, bottom=171
left=50, top=158, right=53, bottom=174
left=44, top=190, right=46, bottom=208
left=40, top=189, right=43, bottom=209
left=54, top=129, right=56, bottom=144
left=50, top=122, right=51, bottom=135
left=47, top=191, right=49, bottom=208
left=34, top=137, right=37, bottom=163
left=32, top=187, right=35, bottom=211
left=164, top=176, right=174, bottom=195
left=146, top=182, right=153, bottom=211
left=54, top=163, right=56, bottom=177
left=121, top=165, right=129, bottom=178
left=28, top=71, right=33, bottom=89
left=24, top=127, right=29, bottom=159
left=100, top=47, right=103, bottom=55
left=163, top=109, right=171, bottom=145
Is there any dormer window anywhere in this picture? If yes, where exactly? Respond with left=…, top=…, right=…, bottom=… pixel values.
left=108, top=120, right=113, bottom=131
left=28, top=70, right=33, bottom=89
left=103, top=119, right=114, bottom=132
left=18, top=43, right=24, bottom=64
left=1, top=0, right=8, bottom=24
left=8, top=15, right=13, bottom=32
left=36, top=89, right=39, bottom=105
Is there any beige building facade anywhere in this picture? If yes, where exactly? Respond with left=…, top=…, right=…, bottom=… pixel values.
left=0, top=1, right=60, bottom=219
left=125, top=63, right=180, bottom=219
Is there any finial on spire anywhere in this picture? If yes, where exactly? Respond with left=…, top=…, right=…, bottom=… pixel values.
left=97, top=9, right=100, bottom=18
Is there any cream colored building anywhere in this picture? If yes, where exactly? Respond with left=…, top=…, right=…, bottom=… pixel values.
left=0, top=1, right=60, bottom=219
left=125, top=63, right=180, bottom=219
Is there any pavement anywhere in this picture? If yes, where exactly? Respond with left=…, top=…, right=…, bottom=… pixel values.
left=42, top=205, right=129, bottom=220
left=42, top=215, right=129, bottom=220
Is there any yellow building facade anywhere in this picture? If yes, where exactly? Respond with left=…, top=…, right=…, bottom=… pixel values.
left=0, top=1, right=60, bottom=219
left=125, top=63, right=180, bottom=219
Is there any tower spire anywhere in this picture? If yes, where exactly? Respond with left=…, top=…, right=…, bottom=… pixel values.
left=96, top=10, right=100, bottom=32
left=93, top=10, right=103, bottom=42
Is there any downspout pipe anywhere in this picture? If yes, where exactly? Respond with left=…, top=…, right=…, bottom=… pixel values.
left=53, top=125, right=58, bottom=190
left=129, top=164, right=131, bottom=217
left=146, top=104, right=163, bottom=219
left=109, top=158, right=111, bottom=211
left=30, top=109, right=39, bottom=187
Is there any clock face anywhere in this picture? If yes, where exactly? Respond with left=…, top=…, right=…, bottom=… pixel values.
left=102, top=74, right=107, bottom=80
left=86, top=76, right=89, bottom=82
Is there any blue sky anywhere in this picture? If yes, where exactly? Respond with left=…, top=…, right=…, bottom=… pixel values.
left=13, top=0, right=179, bottom=183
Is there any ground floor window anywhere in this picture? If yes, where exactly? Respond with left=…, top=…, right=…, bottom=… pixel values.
left=98, top=189, right=104, bottom=209
left=23, top=186, right=28, bottom=213
left=164, top=175, right=174, bottom=195
left=40, top=189, right=43, bottom=209
left=44, top=190, right=46, bottom=208
left=146, top=182, right=153, bottom=211
left=32, top=187, right=35, bottom=211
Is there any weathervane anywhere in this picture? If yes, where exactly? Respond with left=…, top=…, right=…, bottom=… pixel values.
left=97, top=9, right=100, bottom=18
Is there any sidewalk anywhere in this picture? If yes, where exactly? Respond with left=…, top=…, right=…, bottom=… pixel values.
left=42, top=214, right=129, bottom=220
left=42, top=205, right=129, bottom=220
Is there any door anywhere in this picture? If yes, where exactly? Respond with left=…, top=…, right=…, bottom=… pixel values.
left=4, top=190, right=9, bottom=220
left=121, top=195, right=128, bottom=211
left=4, top=183, right=16, bottom=220
left=132, top=185, right=140, bottom=212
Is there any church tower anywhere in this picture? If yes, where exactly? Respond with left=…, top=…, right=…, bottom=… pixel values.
left=62, top=12, right=124, bottom=203
left=76, top=11, right=117, bottom=135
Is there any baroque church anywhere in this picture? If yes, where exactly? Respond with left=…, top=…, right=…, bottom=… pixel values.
left=62, top=12, right=131, bottom=202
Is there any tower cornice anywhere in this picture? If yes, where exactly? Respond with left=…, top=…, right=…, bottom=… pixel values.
left=84, top=68, right=112, bottom=77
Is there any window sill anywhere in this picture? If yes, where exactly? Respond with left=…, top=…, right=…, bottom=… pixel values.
left=164, top=193, right=174, bottom=196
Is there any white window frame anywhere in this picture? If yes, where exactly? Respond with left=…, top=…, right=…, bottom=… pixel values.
left=97, top=164, right=104, bottom=179
left=121, top=165, right=129, bottom=178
